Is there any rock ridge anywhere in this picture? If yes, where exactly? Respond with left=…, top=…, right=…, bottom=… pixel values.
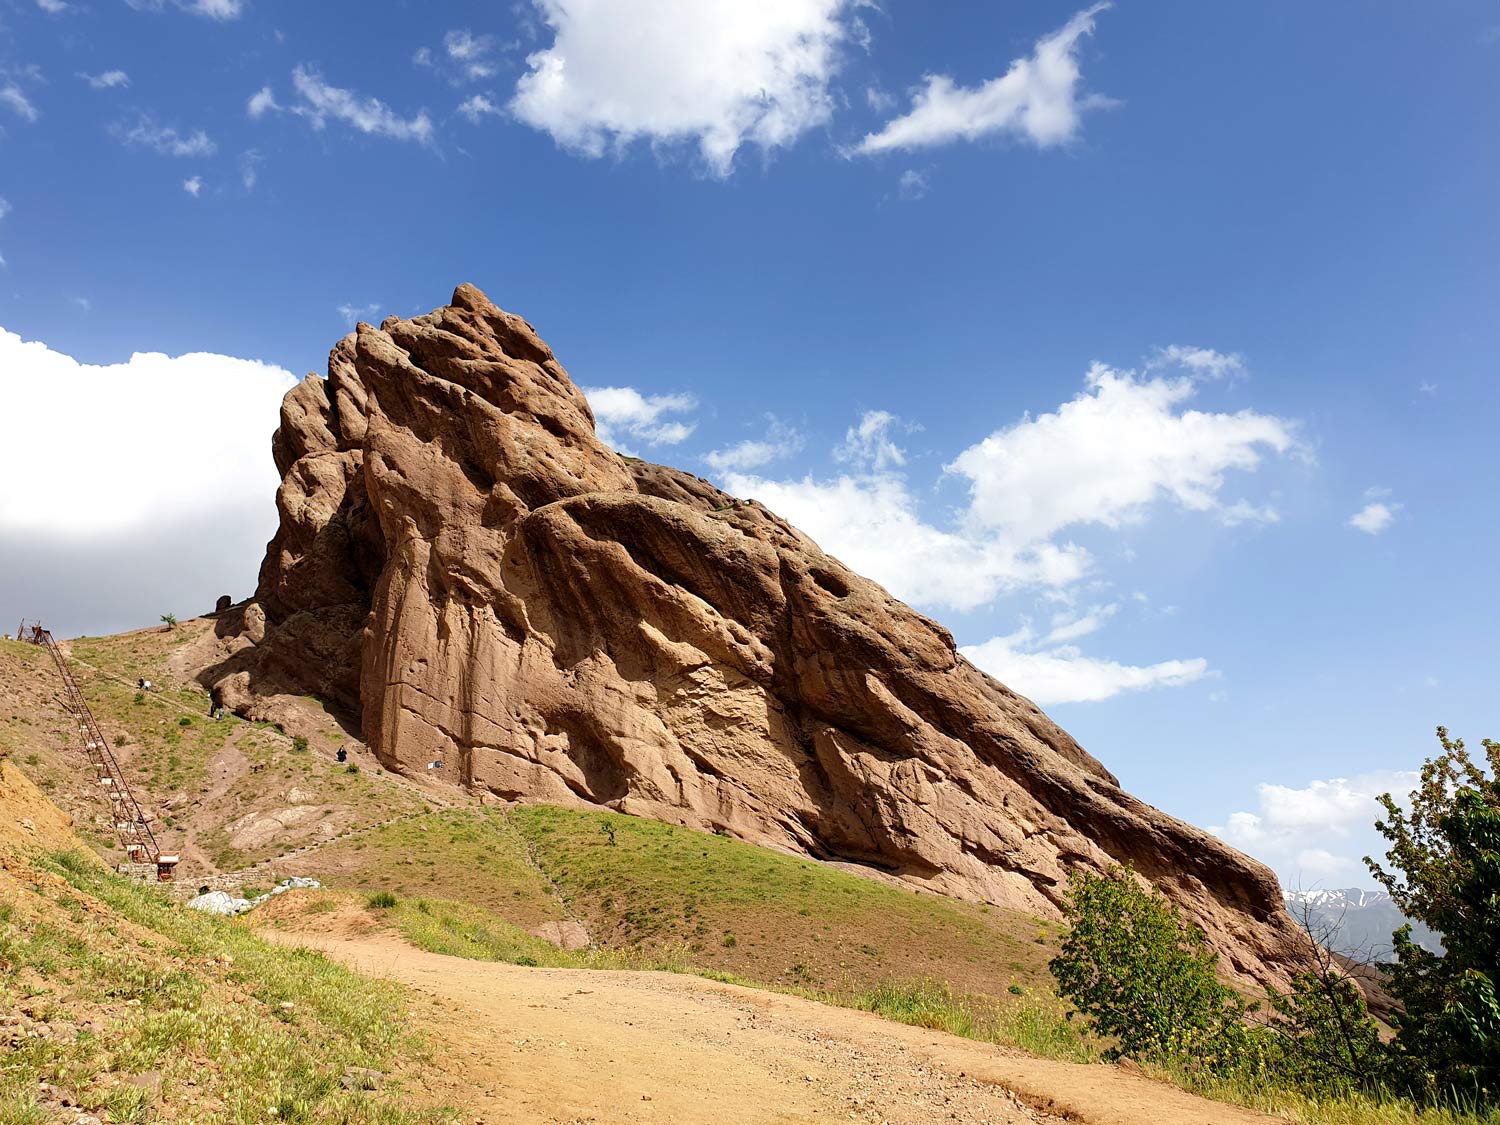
left=201, top=283, right=1305, bottom=987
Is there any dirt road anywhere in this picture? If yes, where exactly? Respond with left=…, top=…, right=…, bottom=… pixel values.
left=274, top=930, right=1270, bottom=1125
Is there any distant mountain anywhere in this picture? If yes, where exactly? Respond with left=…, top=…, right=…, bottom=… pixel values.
left=1283, top=888, right=1443, bottom=960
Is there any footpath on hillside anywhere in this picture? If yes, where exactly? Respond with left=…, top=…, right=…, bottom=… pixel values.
left=268, top=926, right=1273, bottom=1125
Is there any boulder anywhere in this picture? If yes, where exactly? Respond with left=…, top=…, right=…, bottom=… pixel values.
left=203, top=284, right=1307, bottom=988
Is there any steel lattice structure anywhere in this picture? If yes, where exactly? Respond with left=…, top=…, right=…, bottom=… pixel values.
left=16, top=620, right=161, bottom=864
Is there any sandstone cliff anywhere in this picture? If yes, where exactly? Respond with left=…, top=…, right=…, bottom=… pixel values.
left=203, top=284, right=1304, bottom=986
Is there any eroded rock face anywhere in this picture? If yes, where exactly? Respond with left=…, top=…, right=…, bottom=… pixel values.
left=209, top=284, right=1305, bottom=986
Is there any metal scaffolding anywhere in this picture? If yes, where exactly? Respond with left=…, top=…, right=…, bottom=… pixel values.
left=16, top=620, right=162, bottom=866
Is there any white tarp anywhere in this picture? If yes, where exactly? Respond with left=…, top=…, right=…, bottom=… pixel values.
left=186, top=877, right=322, bottom=916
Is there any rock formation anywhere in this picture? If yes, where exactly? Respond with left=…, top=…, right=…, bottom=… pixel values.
left=204, top=284, right=1305, bottom=986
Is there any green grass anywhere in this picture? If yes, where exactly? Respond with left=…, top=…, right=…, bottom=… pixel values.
left=297, top=809, right=563, bottom=925
left=0, top=849, right=446, bottom=1124
left=506, top=804, right=1052, bottom=995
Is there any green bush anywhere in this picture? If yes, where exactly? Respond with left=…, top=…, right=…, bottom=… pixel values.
left=1048, top=865, right=1253, bottom=1069
left=1263, top=961, right=1384, bottom=1096
left=366, top=891, right=398, bottom=910
left=1369, top=728, right=1500, bottom=1107
left=291, top=735, right=310, bottom=754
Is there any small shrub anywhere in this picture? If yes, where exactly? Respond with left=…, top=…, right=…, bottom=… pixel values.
left=366, top=891, right=398, bottom=910
left=113, top=733, right=127, bottom=747
left=177, top=716, right=192, bottom=727
left=133, top=692, right=145, bottom=705
left=1049, top=865, right=1250, bottom=1068
left=721, top=932, right=737, bottom=948
left=345, top=764, right=359, bottom=775
left=159, top=613, right=177, bottom=630
left=291, top=735, right=309, bottom=754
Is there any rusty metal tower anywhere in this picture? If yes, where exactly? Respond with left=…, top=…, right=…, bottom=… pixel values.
left=17, top=620, right=162, bottom=866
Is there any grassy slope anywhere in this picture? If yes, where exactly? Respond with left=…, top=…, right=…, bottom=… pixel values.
left=0, top=629, right=427, bottom=873
left=17, top=627, right=1495, bottom=1125
left=0, top=759, right=441, bottom=1125
left=266, top=800, right=1060, bottom=998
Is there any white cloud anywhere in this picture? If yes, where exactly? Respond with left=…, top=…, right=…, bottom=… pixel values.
left=896, top=168, right=927, bottom=200
left=1418, top=380, right=1438, bottom=395
left=445, top=29, right=497, bottom=79
left=239, top=148, right=262, bottom=190
left=1046, top=602, right=1117, bottom=643
left=704, top=416, right=803, bottom=473
left=73, top=297, right=92, bottom=312
left=511, top=0, right=855, bottom=177
left=1147, top=344, right=1244, bottom=379
left=584, top=385, right=696, bottom=451
left=856, top=4, right=1110, bottom=156
left=948, top=360, right=1296, bottom=544
left=720, top=354, right=1295, bottom=615
left=182, top=175, right=203, bottom=197
left=126, top=0, right=243, bottom=18
left=1211, top=771, right=1419, bottom=887
left=721, top=470, right=1089, bottom=611
left=188, top=0, right=241, bottom=16
left=835, top=409, right=907, bottom=471
left=37, top=0, right=68, bottom=14
left=282, top=67, right=434, bottom=143
left=0, top=197, right=10, bottom=221
left=247, top=86, right=278, bottom=117
left=81, top=70, right=130, bottom=89
left=962, top=625, right=1209, bottom=705
left=1, top=84, right=40, bottom=123
left=1349, top=489, right=1400, bottom=535
left=865, top=85, right=894, bottom=112
left=0, top=327, right=296, bottom=539
left=458, top=94, right=502, bottom=123
left=337, top=303, right=380, bottom=327
left=710, top=351, right=1295, bottom=696
left=588, top=387, right=699, bottom=453
left=111, top=115, right=216, bottom=157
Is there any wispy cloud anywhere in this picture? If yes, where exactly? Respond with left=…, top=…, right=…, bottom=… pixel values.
left=0, top=84, right=40, bottom=123
left=1348, top=488, right=1400, bottom=535
left=251, top=68, right=434, bottom=144
left=705, top=416, right=803, bottom=473
left=583, top=386, right=696, bottom=452
left=457, top=94, right=502, bottom=124
left=126, top=0, right=243, bottom=20
left=111, top=115, right=216, bottom=157
left=337, top=302, right=381, bottom=327
left=856, top=4, right=1112, bottom=156
left=80, top=70, right=130, bottom=89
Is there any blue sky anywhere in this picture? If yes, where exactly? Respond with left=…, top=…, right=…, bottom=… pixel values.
left=1, top=0, right=1496, bottom=889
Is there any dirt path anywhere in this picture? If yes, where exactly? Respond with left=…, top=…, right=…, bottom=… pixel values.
left=272, top=931, right=1271, bottom=1125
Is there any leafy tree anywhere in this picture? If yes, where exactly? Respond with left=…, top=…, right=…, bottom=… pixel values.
left=1262, top=908, right=1385, bottom=1097
left=1367, top=728, right=1500, bottom=1105
left=160, top=612, right=177, bottom=630
left=1049, top=865, right=1252, bottom=1067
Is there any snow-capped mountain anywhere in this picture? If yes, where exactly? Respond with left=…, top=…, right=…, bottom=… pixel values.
left=1282, top=888, right=1443, bottom=960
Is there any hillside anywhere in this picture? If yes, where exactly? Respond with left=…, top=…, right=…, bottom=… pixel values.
left=0, top=626, right=440, bottom=878
left=0, top=684, right=1292, bottom=1125
left=0, top=746, right=441, bottom=1124
left=5, top=621, right=1065, bottom=1002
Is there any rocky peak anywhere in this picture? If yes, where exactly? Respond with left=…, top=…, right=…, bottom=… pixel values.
left=203, top=284, right=1307, bottom=989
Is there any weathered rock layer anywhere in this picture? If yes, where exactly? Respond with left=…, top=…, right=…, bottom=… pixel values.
left=207, top=284, right=1304, bottom=985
